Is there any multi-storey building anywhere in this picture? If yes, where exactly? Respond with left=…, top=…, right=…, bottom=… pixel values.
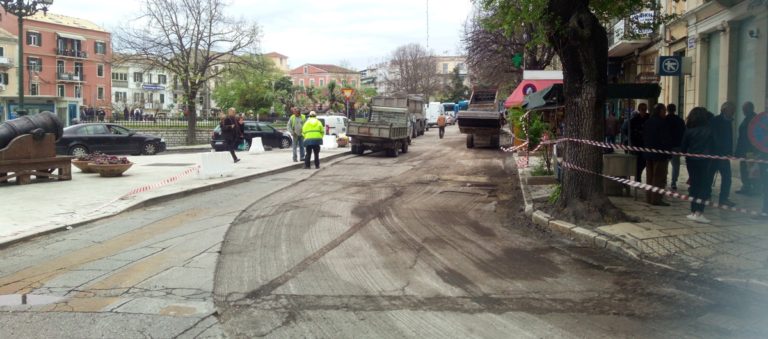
left=111, top=56, right=176, bottom=118
left=264, top=52, right=289, bottom=74
left=360, top=62, right=390, bottom=94
left=289, top=64, right=360, bottom=88
left=0, top=28, right=18, bottom=123
left=0, top=12, right=112, bottom=125
left=434, top=55, right=471, bottom=88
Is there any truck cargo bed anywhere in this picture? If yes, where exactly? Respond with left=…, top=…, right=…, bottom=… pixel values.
left=457, top=110, right=502, bottom=135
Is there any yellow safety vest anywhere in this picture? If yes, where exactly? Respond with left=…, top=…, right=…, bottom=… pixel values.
left=302, top=117, right=324, bottom=141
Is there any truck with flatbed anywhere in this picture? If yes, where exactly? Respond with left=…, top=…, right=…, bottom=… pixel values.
left=457, top=87, right=505, bottom=148
left=348, top=95, right=422, bottom=157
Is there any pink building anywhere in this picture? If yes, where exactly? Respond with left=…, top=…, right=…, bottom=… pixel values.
left=289, top=64, right=360, bottom=89
left=0, top=12, right=112, bottom=124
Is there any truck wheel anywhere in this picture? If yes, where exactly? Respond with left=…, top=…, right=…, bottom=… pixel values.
left=387, top=147, right=399, bottom=157
left=491, top=135, right=500, bottom=148
left=351, top=144, right=359, bottom=154
left=401, top=141, right=408, bottom=154
left=466, top=134, right=474, bottom=148
left=407, top=137, right=412, bottom=145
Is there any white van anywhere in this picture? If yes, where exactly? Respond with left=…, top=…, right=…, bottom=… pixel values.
left=316, top=115, right=349, bottom=136
left=425, top=102, right=445, bottom=127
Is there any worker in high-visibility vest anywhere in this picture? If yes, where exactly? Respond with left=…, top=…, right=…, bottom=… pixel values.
left=302, top=111, right=325, bottom=169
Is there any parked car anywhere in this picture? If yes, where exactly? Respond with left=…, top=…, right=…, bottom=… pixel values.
left=316, top=115, right=349, bottom=136
left=55, top=123, right=166, bottom=156
left=211, top=121, right=292, bottom=151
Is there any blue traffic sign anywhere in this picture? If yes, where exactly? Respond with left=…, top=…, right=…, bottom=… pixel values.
left=658, top=56, right=682, bottom=76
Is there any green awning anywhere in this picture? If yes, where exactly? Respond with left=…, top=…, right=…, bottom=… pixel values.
left=523, top=83, right=662, bottom=111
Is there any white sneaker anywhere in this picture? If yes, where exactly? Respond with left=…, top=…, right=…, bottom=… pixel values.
left=686, top=214, right=696, bottom=221
left=692, top=214, right=710, bottom=224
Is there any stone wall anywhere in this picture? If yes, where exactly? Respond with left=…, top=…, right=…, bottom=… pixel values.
left=134, top=129, right=211, bottom=147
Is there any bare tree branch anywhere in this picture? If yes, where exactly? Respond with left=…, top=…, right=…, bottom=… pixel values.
left=386, top=43, right=440, bottom=99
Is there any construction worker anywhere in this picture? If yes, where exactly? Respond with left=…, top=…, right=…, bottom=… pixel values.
left=287, top=107, right=306, bottom=162
left=302, top=111, right=325, bottom=169
left=437, top=112, right=447, bottom=139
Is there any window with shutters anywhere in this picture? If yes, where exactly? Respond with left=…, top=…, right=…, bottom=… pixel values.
left=158, top=74, right=167, bottom=84
left=26, top=32, right=41, bottom=46
left=30, top=83, right=39, bottom=95
left=57, top=85, right=65, bottom=97
left=133, top=72, right=143, bottom=82
left=97, top=64, right=104, bottom=77
left=0, top=72, right=8, bottom=85
left=27, top=57, right=42, bottom=72
left=75, top=85, right=81, bottom=98
left=94, top=42, right=106, bottom=55
left=97, top=86, right=105, bottom=100
left=159, top=94, right=165, bottom=104
left=0, top=47, right=4, bottom=57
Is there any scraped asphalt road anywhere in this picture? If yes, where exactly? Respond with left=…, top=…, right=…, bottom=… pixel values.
left=214, top=127, right=768, bottom=338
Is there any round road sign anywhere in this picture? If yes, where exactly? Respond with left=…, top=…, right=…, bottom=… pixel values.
left=523, top=84, right=537, bottom=95
left=748, top=111, right=768, bottom=153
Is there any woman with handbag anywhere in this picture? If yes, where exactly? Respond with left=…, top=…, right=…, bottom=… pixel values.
left=220, top=108, right=241, bottom=163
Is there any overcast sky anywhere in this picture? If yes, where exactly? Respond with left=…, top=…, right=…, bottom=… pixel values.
left=49, top=0, right=472, bottom=71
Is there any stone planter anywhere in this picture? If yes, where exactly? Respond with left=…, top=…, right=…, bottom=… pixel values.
left=71, top=160, right=96, bottom=173
left=90, top=162, right=133, bottom=177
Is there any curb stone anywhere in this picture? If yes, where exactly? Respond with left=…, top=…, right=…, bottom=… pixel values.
left=0, top=151, right=355, bottom=250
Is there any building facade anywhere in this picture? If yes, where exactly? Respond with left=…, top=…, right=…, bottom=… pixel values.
left=0, top=12, right=112, bottom=125
left=289, top=64, right=360, bottom=88
left=434, top=55, right=471, bottom=88
left=0, top=28, right=17, bottom=123
left=264, top=52, right=289, bottom=74
left=111, top=57, right=176, bottom=119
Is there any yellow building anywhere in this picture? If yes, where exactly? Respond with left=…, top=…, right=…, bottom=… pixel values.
left=660, top=0, right=767, bottom=128
left=264, top=51, right=289, bottom=74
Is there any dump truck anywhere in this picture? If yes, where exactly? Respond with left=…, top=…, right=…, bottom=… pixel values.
left=457, top=87, right=505, bottom=148
left=347, top=95, right=420, bottom=157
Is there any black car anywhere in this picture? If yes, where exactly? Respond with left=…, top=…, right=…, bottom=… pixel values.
left=211, top=121, right=292, bottom=151
left=55, top=123, right=167, bottom=156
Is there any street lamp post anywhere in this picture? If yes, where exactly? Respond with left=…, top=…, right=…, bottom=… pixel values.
left=0, top=0, right=53, bottom=117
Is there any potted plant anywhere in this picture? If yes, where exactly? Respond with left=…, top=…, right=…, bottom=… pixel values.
left=336, top=135, right=349, bottom=147
left=89, top=156, right=133, bottom=177
left=71, top=152, right=106, bottom=173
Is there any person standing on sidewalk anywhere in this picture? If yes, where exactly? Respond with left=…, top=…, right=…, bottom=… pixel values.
left=437, top=113, right=447, bottom=139
left=287, top=107, right=306, bottom=162
left=710, top=101, right=737, bottom=207
left=666, top=104, right=686, bottom=190
left=220, top=108, right=241, bottom=163
left=736, top=101, right=757, bottom=195
left=642, top=103, right=672, bottom=206
left=302, top=111, right=324, bottom=169
left=681, top=107, right=716, bottom=223
left=629, top=103, right=650, bottom=181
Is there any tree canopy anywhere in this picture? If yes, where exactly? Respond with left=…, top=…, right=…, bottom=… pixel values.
left=212, top=55, right=283, bottom=116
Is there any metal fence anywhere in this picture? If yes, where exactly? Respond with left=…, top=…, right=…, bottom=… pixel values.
left=76, top=117, right=289, bottom=129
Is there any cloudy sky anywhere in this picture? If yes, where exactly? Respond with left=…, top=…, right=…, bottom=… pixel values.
left=49, top=0, right=473, bottom=70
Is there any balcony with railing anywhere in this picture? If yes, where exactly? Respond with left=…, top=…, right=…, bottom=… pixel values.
left=55, top=49, right=88, bottom=59
left=0, top=56, right=13, bottom=68
left=608, top=11, right=655, bottom=57
left=57, top=72, right=84, bottom=82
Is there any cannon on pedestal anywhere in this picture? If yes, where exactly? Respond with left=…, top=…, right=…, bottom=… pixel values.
left=0, top=112, right=72, bottom=185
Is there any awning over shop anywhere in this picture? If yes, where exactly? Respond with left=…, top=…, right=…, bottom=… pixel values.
left=504, top=79, right=563, bottom=108
left=57, top=32, right=85, bottom=41
left=522, top=83, right=662, bottom=111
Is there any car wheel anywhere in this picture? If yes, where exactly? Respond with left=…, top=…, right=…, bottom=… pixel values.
left=142, top=142, right=158, bottom=155
left=280, top=137, right=291, bottom=149
left=401, top=141, right=408, bottom=154
left=69, top=145, right=89, bottom=157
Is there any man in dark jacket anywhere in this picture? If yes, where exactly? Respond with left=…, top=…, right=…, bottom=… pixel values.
left=735, top=101, right=757, bottom=195
left=629, top=103, right=650, bottom=181
left=220, top=108, right=241, bottom=163
left=666, top=104, right=685, bottom=190
left=710, top=101, right=736, bottom=207
left=642, top=104, right=672, bottom=206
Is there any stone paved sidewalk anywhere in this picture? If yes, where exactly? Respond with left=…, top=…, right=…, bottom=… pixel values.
left=516, top=153, right=768, bottom=294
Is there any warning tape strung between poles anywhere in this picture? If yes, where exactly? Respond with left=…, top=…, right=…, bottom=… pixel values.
left=85, top=165, right=201, bottom=215
left=551, top=138, right=768, bottom=164
left=560, top=161, right=767, bottom=217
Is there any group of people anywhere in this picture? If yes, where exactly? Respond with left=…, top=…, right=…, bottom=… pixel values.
left=219, top=107, right=326, bottom=169
left=612, top=101, right=766, bottom=223
left=79, top=106, right=106, bottom=122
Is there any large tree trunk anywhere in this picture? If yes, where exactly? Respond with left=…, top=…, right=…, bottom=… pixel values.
left=186, top=88, right=198, bottom=145
left=546, top=0, right=625, bottom=223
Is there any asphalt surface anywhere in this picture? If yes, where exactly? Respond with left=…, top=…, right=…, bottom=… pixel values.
left=214, top=127, right=768, bottom=338
left=0, top=126, right=767, bottom=338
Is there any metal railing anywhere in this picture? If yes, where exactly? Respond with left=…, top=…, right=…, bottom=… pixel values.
left=57, top=72, right=84, bottom=81
left=56, top=49, right=88, bottom=58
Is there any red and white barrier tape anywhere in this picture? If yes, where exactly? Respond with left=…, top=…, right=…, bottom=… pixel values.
left=86, top=165, right=201, bottom=215
left=501, top=142, right=529, bottom=153
left=560, top=161, right=767, bottom=217
left=557, top=138, right=768, bottom=164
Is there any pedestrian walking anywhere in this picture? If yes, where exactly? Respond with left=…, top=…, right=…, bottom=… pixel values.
left=666, top=104, right=686, bottom=190
left=302, top=111, right=324, bottom=169
left=287, top=107, right=306, bottom=162
left=710, top=101, right=737, bottom=207
left=643, top=103, right=672, bottom=206
left=736, top=101, right=757, bottom=195
left=123, top=107, right=129, bottom=121
left=748, top=109, right=768, bottom=220
left=220, top=108, right=240, bottom=163
left=629, top=103, right=650, bottom=181
left=437, top=113, right=447, bottom=139
left=681, top=107, right=716, bottom=223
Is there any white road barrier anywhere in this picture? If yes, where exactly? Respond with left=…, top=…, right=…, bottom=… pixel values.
left=199, top=151, right=234, bottom=179
left=249, top=137, right=266, bottom=154
left=322, top=135, right=338, bottom=149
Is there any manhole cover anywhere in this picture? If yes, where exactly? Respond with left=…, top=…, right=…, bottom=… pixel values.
left=143, top=163, right=195, bottom=167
